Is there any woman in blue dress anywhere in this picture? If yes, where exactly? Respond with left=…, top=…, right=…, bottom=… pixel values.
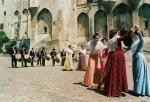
left=131, top=26, right=150, bottom=96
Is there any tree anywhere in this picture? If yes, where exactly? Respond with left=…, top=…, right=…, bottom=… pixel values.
left=0, top=31, right=9, bottom=44
left=0, top=31, right=9, bottom=52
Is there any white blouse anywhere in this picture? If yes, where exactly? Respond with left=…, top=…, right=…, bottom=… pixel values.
left=66, top=48, right=73, bottom=54
left=107, top=36, right=118, bottom=51
left=87, top=40, right=103, bottom=54
left=80, top=49, right=87, bottom=55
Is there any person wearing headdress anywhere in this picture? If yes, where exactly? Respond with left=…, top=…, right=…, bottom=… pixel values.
left=76, top=45, right=87, bottom=71
left=83, top=33, right=103, bottom=87
left=37, top=48, right=42, bottom=66
left=60, top=49, right=66, bottom=66
left=131, top=26, right=150, bottom=96
left=63, top=45, right=74, bottom=71
left=30, top=47, right=35, bottom=67
left=102, top=30, right=128, bottom=97
left=10, top=45, right=18, bottom=68
left=50, top=48, right=57, bottom=66
left=41, top=47, right=47, bottom=66
left=20, top=47, right=28, bottom=67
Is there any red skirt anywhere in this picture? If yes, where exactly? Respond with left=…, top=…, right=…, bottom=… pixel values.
left=103, top=50, right=128, bottom=96
left=98, top=48, right=108, bottom=87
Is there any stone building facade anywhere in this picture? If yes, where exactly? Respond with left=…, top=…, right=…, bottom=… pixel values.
left=0, top=0, right=150, bottom=50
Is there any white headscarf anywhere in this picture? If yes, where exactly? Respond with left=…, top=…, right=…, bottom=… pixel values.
left=107, top=36, right=118, bottom=51
left=87, top=40, right=103, bottom=54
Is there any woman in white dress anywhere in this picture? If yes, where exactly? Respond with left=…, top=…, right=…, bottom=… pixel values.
left=63, top=45, right=74, bottom=71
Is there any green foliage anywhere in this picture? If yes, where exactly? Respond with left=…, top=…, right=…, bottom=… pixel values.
left=0, top=31, right=9, bottom=53
left=0, top=44, right=3, bottom=53
left=0, top=31, right=9, bottom=45
left=5, top=40, right=17, bottom=54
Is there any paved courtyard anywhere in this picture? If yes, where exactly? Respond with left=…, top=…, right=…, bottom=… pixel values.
left=0, top=53, right=150, bottom=102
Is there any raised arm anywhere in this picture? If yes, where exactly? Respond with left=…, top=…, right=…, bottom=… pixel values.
left=134, top=31, right=144, bottom=56
left=118, top=30, right=133, bottom=41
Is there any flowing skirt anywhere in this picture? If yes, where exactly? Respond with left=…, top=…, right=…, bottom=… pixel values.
left=83, top=54, right=101, bottom=87
left=98, top=49, right=108, bottom=87
left=64, top=54, right=73, bottom=70
left=77, top=55, right=87, bottom=71
left=104, top=50, right=128, bottom=96
left=133, top=52, right=150, bottom=96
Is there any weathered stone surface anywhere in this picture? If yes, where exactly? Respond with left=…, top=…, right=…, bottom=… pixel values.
left=0, top=0, right=150, bottom=50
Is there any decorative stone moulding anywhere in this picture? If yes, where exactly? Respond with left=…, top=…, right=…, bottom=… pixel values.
left=142, top=0, right=150, bottom=4
left=127, top=0, right=141, bottom=10
left=102, top=0, right=116, bottom=13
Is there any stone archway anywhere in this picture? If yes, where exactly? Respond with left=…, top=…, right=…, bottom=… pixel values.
left=22, top=9, right=29, bottom=39
left=14, top=10, right=20, bottom=39
left=113, top=3, right=133, bottom=31
left=77, top=12, right=89, bottom=44
left=138, top=3, right=150, bottom=36
left=37, top=8, right=52, bottom=38
left=94, top=10, right=107, bottom=37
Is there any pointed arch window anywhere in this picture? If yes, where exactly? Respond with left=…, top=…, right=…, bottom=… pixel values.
left=2, top=0, right=4, bottom=5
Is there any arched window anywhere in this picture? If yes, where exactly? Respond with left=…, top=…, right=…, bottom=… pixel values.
left=138, top=3, right=150, bottom=35
left=77, top=12, right=89, bottom=44
left=113, top=3, right=133, bottom=31
left=14, top=10, right=19, bottom=16
left=87, top=0, right=92, bottom=3
left=2, top=0, right=4, bottom=5
left=94, top=10, right=107, bottom=37
left=4, top=11, right=6, bottom=16
left=37, top=8, right=52, bottom=37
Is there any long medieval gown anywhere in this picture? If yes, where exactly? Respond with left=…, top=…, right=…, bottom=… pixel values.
left=77, top=48, right=87, bottom=71
left=104, top=36, right=128, bottom=97
left=98, top=45, right=109, bottom=87
left=131, top=32, right=150, bottom=96
left=63, top=48, right=74, bottom=70
left=83, top=40, right=103, bottom=87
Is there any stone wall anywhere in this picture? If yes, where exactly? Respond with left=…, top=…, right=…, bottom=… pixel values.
left=1, top=0, right=150, bottom=51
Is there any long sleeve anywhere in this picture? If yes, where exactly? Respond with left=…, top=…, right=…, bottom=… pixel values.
left=134, top=32, right=144, bottom=56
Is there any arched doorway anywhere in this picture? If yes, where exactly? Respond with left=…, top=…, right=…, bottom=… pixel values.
left=14, top=10, right=20, bottom=39
left=113, top=3, right=133, bottom=31
left=37, top=8, right=52, bottom=38
left=77, top=13, right=89, bottom=44
left=94, top=10, right=107, bottom=37
left=22, top=9, right=29, bottom=39
left=139, top=3, right=150, bottom=36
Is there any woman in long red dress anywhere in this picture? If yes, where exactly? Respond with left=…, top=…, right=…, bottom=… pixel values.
left=103, top=30, right=128, bottom=97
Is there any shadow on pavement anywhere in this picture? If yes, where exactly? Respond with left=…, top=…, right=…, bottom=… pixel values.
left=87, top=88, right=106, bottom=96
left=73, top=82, right=86, bottom=87
left=73, top=82, right=106, bottom=96
left=127, top=90, right=142, bottom=97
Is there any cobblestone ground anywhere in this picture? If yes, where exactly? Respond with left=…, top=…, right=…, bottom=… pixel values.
left=0, top=53, right=150, bottom=102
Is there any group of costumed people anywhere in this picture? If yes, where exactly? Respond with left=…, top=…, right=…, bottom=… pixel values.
left=81, top=25, right=150, bottom=97
left=9, top=25, right=150, bottom=97
left=10, top=46, right=62, bottom=68
left=10, top=43, right=78, bottom=70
